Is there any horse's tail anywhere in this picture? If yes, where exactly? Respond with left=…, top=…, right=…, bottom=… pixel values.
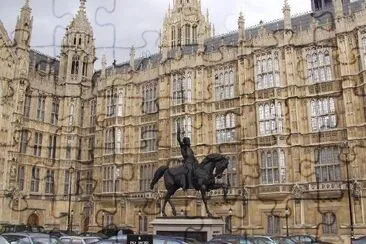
left=150, top=166, right=168, bottom=190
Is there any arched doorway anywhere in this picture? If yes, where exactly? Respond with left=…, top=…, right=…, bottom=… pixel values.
left=27, top=213, right=39, bottom=227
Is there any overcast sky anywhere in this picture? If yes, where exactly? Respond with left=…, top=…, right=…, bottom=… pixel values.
left=0, top=0, right=311, bottom=69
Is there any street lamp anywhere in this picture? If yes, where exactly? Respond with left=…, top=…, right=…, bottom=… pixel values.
left=285, top=207, right=290, bottom=237
left=70, top=210, right=74, bottom=232
left=228, top=207, right=233, bottom=234
left=344, top=141, right=354, bottom=240
left=102, top=211, right=105, bottom=228
left=138, top=210, right=142, bottom=234
left=67, top=166, right=74, bottom=233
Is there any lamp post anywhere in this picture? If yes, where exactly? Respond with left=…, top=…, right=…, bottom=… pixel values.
left=67, top=166, right=74, bottom=233
left=102, top=211, right=105, bottom=228
left=138, top=210, right=142, bottom=234
left=285, top=207, right=290, bottom=237
left=70, top=210, right=74, bottom=232
left=228, top=208, right=233, bottom=234
left=344, top=141, right=354, bottom=240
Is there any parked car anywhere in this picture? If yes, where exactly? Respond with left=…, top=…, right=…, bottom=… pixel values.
left=208, top=234, right=254, bottom=244
left=97, top=228, right=133, bottom=238
left=79, top=233, right=107, bottom=239
left=352, top=236, right=366, bottom=244
left=248, top=236, right=276, bottom=244
left=0, top=225, right=45, bottom=234
left=0, top=236, right=10, bottom=244
left=95, top=235, right=126, bottom=244
left=48, top=229, right=73, bottom=238
left=2, top=232, right=61, bottom=244
left=60, top=236, right=101, bottom=244
left=271, top=236, right=296, bottom=244
left=153, top=235, right=196, bottom=244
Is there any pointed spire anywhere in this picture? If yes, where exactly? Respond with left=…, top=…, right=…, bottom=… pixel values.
left=333, top=0, right=344, bottom=18
left=21, top=0, right=31, bottom=12
left=101, top=54, right=107, bottom=78
left=206, top=8, right=209, bottom=21
left=130, top=46, right=136, bottom=70
left=238, top=12, right=245, bottom=42
left=212, top=24, right=215, bottom=37
left=283, top=0, right=292, bottom=30
left=80, top=0, right=86, bottom=10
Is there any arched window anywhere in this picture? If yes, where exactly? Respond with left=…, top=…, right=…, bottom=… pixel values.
left=259, top=105, right=264, bottom=120
left=82, top=57, right=88, bottom=77
left=171, top=26, right=176, bottom=47
left=267, top=58, right=273, bottom=71
left=71, top=55, right=80, bottom=75
left=177, top=27, right=182, bottom=46
left=115, top=128, right=122, bottom=154
left=185, top=24, right=191, bottom=45
left=192, top=25, right=197, bottom=44
left=117, top=90, right=123, bottom=117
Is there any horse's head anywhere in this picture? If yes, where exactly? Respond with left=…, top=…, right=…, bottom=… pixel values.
left=214, top=156, right=229, bottom=179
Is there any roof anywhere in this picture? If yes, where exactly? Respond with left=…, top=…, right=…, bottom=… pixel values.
left=67, top=0, right=366, bottom=82
left=29, top=49, right=60, bottom=75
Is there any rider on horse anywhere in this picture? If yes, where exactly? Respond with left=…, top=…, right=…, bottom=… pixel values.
left=177, top=125, right=198, bottom=190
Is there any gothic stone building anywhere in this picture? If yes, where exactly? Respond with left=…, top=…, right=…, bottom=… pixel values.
left=1, top=0, right=366, bottom=242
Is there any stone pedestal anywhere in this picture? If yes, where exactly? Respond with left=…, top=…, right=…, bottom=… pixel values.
left=150, top=216, right=225, bottom=242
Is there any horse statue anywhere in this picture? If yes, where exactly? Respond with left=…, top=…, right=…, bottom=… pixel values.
left=150, top=153, right=230, bottom=217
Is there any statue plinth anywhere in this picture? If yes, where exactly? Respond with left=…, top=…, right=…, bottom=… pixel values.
left=150, top=216, right=225, bottom=242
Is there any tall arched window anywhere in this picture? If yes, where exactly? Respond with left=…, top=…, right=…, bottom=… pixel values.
left=256, top=53, right=280, bottom=90
left=185, top=24, right=191, bottom=45
left=307, top=48, right=332, bottom=83
left=260, top=149, right=285, bottom=184
left=310, top=97, right=337, bottom=131
left=177, top=27, right=182, bottom=46
left=115, top=128, right=122, bottom=154
left=192, top=25, right=198, bottom=44
left=82, top=57, right=88, bottom=77
left=216, top=113, right=237, bottom=143
left=171, top=26, right=176, bottom=47
left=258, top=102, right=283, bottom=136
left=71, top=55, right=80, bottom=75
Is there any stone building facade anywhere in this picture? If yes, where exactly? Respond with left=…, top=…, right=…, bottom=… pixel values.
left=1, top=0, right=366, bottom=242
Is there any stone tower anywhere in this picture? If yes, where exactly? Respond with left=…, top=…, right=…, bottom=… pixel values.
left=160, top=0, right=212, bottom=55
left=59, top=0, right=95, bottom=90
left=58, top=0, right=95, bottom=168
left=14, top=0, right=33, bottom=77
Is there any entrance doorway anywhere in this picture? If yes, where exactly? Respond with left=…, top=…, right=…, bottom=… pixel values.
left=27, top=213, right=39, bottom=227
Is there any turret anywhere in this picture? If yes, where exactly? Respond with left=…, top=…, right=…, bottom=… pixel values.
left=130, top=46, right=136, bottom=70
left=160, top=0, right=211, bottom=51
left=14, top=0, right=33, bottom=52
left=283, top=0, right=292, bottom=30
left=333, top=0, right=344, bottom=18
left=59, top=0, right=95, bottom=83
left=238, top=12, right=245, bottom=43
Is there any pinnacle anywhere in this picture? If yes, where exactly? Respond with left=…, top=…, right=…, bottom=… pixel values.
left=80, top=0, right=86, bottom=10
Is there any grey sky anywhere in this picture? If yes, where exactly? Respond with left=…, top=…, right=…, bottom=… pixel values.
left=0, top=0, right=311, bottom=69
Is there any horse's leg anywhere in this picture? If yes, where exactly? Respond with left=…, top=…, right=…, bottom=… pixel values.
left=167, top=187, right=179, bottom=216
left=200, top=186, right=212, bottom=217
left=162, top=190, right=175, bottom=217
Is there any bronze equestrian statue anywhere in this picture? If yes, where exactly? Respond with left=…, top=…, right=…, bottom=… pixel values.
left=150, top=126, right=230, bottom=217
left=176, top=126, right=198, bottom=190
